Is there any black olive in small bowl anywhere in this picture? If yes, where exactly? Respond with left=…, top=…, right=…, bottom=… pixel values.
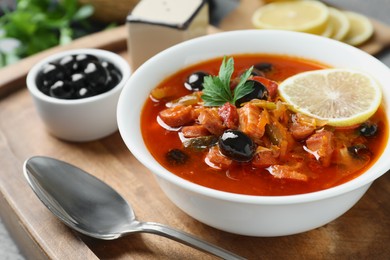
left=36, top=52, right=123, bottom=100
left=27, top=49, right=131, bottom=142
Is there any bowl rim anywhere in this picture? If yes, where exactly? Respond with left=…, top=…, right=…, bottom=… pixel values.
left=27, top=48, right=131, bottom=105
left=118, top=29, right=390, bottom=205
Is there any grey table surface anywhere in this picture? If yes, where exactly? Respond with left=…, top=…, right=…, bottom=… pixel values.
left=1, top=0, right=389, bottom=259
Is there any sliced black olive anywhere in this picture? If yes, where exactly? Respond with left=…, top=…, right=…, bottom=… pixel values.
left=235, top=80, right=269, bottom=107
left=184, top=71, right=209, bottom=91
left=254, top=62, right=273, bottom=72
left=218, top=129, right=255, bottom=162
left=49, top=80, right=74, bottom=99
left=358, top=122, right=378, bottom=137
left=347, top=144, right=371, bottom=159
left=166, top=149, right=189, bottom=165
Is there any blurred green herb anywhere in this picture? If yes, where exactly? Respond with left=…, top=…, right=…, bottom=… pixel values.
left=0, top=0, right=95, bottom=67
left=202, top=56, right=254, bottom=106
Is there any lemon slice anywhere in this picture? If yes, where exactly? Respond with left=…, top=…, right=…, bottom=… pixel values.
left=343, top=11, right=374, bottom=46
left=327, top=7, right=350, bottom=41
left=251, top=0, right=329, bottom=35
left=278, top=69, right=382, bottom=127
left=320, top=19, right=333, bottom=38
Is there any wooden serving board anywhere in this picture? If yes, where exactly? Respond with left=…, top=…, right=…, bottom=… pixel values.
left=0, top=17, right=389, bottom=260
left=219, top=0, right=390, bottom=55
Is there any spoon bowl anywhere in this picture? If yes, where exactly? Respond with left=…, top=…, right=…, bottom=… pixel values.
left=24, top=156, right=244, bottom=259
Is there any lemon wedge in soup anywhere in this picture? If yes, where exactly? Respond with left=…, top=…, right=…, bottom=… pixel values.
left=278, top=69, right=382, bottom=127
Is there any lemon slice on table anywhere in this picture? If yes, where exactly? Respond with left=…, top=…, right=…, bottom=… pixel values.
left=342, top=11, right=374, bottom=46
left=251, top=0, right=329, bottom=35
left=320, top=20, right=333, bottom=38
left=327, top=7, right=350, bottom=41
left=278, top=69, right=382, bottom=127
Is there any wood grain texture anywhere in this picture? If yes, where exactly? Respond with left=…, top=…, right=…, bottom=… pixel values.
left=0, top=1, right=389, bottom=258
left=1, top=86, right=389, bottom=259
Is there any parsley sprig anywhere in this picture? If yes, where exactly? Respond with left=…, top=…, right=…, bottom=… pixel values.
left=0, top=0, right=95, bottom=67
left=201, top=56, right=254, bottom=106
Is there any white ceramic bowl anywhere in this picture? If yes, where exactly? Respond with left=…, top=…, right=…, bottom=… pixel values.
left=27, top=48, right=131, bottom=142
left=117, top=30, right=390, bottom=236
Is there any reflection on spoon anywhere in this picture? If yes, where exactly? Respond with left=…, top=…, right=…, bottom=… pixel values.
left=23, top=156, right=245, bottom=259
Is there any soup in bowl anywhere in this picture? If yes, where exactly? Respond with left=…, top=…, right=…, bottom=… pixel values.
left=117, top=30, right=390, bottom=236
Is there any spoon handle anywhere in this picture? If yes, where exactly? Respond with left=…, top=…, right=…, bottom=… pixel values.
left=137, top=222, right=246, bottom=260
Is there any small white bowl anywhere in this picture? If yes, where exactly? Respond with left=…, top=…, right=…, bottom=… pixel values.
left=117, top=30, right=390, bottom=236
left=27, top=48, right=131, bottom=142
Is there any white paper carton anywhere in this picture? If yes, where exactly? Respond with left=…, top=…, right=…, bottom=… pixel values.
left=127, top=0, right=209, bottom=70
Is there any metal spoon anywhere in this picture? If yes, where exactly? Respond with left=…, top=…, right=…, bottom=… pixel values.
left=23, top=156, right=245, bottom=260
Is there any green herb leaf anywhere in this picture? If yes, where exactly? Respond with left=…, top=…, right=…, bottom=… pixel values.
left=0, top=0, right=96, bottom=68
left=201, top=74, right=230, bottom=106
left=201, top=56, right=254, bottom=107
left=73, top=5, right=95, bottom=21
left=219, top=56, right=234, bottom=88
left=233, top=66, right=254, bottom=104
left=59, top=27, right=73, bottom=45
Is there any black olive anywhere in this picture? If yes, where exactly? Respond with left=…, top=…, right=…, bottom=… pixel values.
left=358, top=122, right=378, bottom=137
left=101, top=60, right=122, bottom=89
left=235, top=80, right=269, bottom=107
left=36, top=54, right=123, bottom=99
left=184, top=71, right=209, bottom=91
left=218, top=129, right=255, bottom=162
left=166, top=149, right=189, bottom=165
left=36, top=72, right=50, bottom=95
left=106, top=68, right=122, bottom=90
left=348, top=144, right=371, bottom=159
left=105, top=75, right=117, bottom=91
left=83, top=61, right=109, bottom=93
left=36, top=63, right=68, bottom=93
left=49, top=80, right=75, bottom=99
left=59, top=55, right=77, bottom=73
left=74, top=54, right=99, bottom=71
left=70, top=74, right=97, bottom=99
left=101, top=60, right=116, bottom=71
left=70, top=73, right=86, bottom=90
left=254, top=62, right=273, bottom=72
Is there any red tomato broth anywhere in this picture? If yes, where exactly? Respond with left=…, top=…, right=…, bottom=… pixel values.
left=141, top=54, right=388, bottom=196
